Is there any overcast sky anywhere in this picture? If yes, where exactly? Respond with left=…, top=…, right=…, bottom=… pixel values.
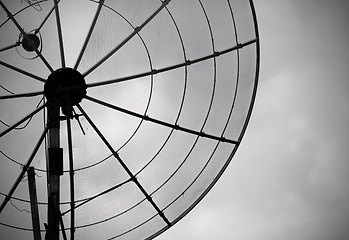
left=157, top=0, right=349, bottom=240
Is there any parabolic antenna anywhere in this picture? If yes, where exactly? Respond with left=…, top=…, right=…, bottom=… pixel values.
left=0, top=0, right=259, bottom=239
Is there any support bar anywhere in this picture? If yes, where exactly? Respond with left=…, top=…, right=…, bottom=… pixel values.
left=0, top=103, right=46, bottom=138
left=35, top=0, right=61, bottom=34
left=0, top=42, right=20, bottom=52
left=74, top=0, right=105, bottom=70
left=0, top=60, right=46, bottom=83
left=0, top=91, right=44, bottom=100
left=58, top=211, right=68, bottom=240
left=86, top=38, right=257, bottom=88
left=53, top=0, right=65, bottom=68
left=28, top=167, right=42, bottom=240
left=77, top=104, right=171, bottom=226
left=66, top=118, right=75, bottom=240
left=85, top=96, right=239, bottom=145
left=83, top=0, right=171, bottom=77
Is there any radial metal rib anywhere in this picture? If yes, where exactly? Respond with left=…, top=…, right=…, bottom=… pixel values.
left=0, top=42, right=20, bottom=52
left=0, top=91, right=44, bottom=100
left=35, top=0, right=61, bottom=34
left=85, top=96, right=239, bottom=145
left=83, top=0, right=171, bottom=77
left=53, top=0, right=65, bottom=68
left=0, top=60, right=46, bottom=83
left=86, top=38, right=257, bottom=88
left=0, top=103, right=46, bottom=138
left=77, top=104, right=171, bottom=226
left=74, top=0, right=105, bottom=70
left=0, top=127, right=48, bottom=214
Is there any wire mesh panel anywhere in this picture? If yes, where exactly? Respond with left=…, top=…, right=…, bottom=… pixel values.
left=0, top=0, right=259, bottom=239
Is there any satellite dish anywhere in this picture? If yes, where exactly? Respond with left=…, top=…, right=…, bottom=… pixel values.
left=0, top=0, right=259, bottom=239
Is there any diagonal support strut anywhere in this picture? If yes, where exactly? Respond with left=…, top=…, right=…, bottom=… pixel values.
left=77, top=104, right=171, bottom=226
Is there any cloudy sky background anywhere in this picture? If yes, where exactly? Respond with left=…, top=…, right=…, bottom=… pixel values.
left=157, top=0, right=349, bottom=240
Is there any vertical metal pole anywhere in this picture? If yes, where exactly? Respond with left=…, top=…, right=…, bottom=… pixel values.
left=46, top=101, right=62, bottom=240
left=28, top=167, right=42, bottom=240
left=66, top=118, right=75, bottom=240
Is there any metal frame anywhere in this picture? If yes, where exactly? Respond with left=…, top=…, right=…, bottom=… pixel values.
left=0, top=0, right=260, bottom=239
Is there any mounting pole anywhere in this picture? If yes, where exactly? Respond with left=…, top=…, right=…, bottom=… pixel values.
left=46, top=100, right=63, bottom=240
left=27, top=167, right=42, bottom=240
left=44, top=67, right=86, bottom=240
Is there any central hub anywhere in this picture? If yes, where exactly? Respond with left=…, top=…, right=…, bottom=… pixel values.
left=45, top=68, right=87, bottom=118
left=22, top=33, right=40, bottom=52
